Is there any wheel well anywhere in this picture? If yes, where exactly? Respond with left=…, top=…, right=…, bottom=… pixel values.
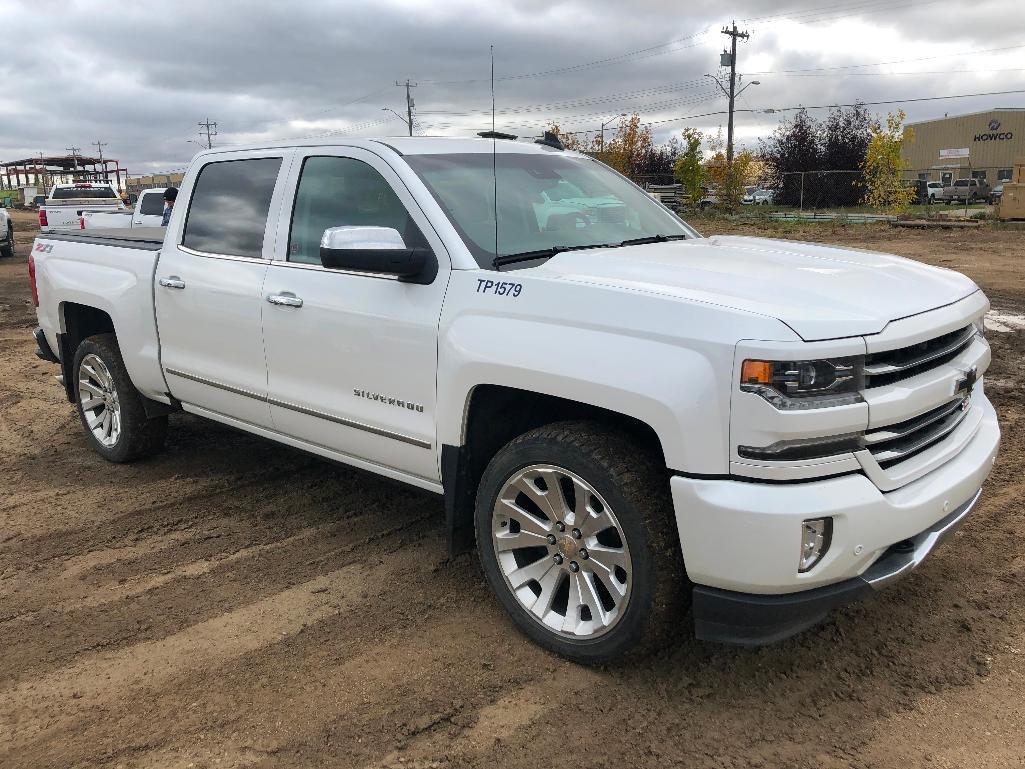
left=442, top=384, right=665, bottom=556
left=57, top=303, right=115, bottom=401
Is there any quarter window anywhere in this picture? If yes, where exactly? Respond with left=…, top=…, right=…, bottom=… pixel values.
left=183, top=157, right=282, bottom=258
left=288, top=156, right=425, bottom=266
left=139, top=192, right=165, bottom=216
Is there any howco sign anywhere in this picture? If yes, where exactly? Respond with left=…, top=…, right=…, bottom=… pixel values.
left=974, top=119, right=1013, bottom=142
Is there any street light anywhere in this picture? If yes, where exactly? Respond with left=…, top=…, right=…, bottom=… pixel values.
left=599, top=113, right=627, bottom=154
left=382, top=107, right=411, bottom=133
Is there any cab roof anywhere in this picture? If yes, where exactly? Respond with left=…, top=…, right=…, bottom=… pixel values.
left=193, top=135, right=574, bottom=159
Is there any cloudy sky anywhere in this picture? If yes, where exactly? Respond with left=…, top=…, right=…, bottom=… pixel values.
left=1, top=0, right=1022, bottom=175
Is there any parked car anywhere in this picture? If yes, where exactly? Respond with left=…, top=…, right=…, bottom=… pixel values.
left=945, top=178, right=990, bottom=204
left=29, top=136, right=1000, bottom=662
left=697, top=187, right=719, bottom=210
left=80, top=188, right=168, bottom=230
left=0, top=207, right=12, bottom=258
left=38, top=182, right=125, bottom=231
left=902, top=179, right=929, bottom=205
left=926, top=181, right=944, bottom=202
left=742, top=186, right=774, bottom=205
left=989, top=183, right=1004, bottom=205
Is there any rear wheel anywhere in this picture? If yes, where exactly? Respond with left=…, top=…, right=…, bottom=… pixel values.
left=475, top=421, right=686, bottom=663
left=73, top=334, right=167, bottom=463
left=0, top=222, right=13, bottom=257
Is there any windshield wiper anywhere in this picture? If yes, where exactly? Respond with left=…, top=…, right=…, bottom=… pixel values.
left=615, top=234, right=689, bottom=247
left=492, top=243, right=613, bottom=269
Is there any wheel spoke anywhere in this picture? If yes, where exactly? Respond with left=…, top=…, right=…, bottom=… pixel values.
left=529, top=566, right=563, bottom=620
left=579, top=508, right=615, bottom=538
left=511, top=474, right=560, bottom=521
left=494, top=527, right=549, bottom=552
left=86, top=407, right=104, bottom=430
left=507, top=554, right=557, bottom=590
left=101, top=410, right=112, bottom=440
left=79, top=380, right=105, bottom=398
left=586, top=545, right=628, bottom=595
left=80, top=396, right=104, bottom=411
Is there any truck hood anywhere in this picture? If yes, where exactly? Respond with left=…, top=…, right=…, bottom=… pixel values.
left=536, top=235, right=979, bottom=340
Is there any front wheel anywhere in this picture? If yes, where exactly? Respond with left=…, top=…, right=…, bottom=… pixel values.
left=73, top=333, right=168, bottom=463
left=475, top=422, right=686, bottom=663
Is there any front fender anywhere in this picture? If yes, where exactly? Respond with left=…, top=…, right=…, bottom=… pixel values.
left=436, top=271, right=794, bottom=475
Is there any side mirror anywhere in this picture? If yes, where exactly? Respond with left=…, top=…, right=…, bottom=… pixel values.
left=319, top=226, right=429, bottom=279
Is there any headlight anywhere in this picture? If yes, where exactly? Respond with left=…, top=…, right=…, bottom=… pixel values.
left=740, top=356, right=865, bottom=410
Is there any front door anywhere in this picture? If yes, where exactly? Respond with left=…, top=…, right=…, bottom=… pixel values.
left=261, top=149, right=450, bottom=483
left=155, top=152, right=290, bottom=427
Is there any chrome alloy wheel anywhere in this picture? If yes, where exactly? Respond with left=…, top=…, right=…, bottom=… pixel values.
left=78, top=353, right=122, bottom=447
left=491, top=464, right=632, bottom=639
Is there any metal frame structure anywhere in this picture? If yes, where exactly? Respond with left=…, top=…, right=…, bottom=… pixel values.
left=0, top=154, right=128, bottom=193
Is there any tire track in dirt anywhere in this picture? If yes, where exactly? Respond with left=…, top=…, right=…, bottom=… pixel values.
left=0, top=500, right=440, bottom=686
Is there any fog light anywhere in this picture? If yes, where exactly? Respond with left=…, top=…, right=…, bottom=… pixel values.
left=799, top=518, right=832, bottom=573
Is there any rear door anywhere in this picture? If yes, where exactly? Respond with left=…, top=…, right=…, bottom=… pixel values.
left=260, top=148, right=450, bottom=483
left=135, top=191, right=166, bottom=226
left=155, top=151, right=292, bottom=427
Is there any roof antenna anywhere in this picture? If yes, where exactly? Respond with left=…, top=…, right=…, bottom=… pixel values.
left=491, top=44, right=496, bottom=134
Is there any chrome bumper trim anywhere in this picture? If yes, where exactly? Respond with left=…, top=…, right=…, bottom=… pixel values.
left=862, top=487, right=983, bottom=591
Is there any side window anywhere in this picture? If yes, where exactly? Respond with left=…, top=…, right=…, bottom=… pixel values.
left=183, top=157, right=282, bottom=258
left=288, top=156, right=426, bottom=266
left=139, top=193, right=164, bottom=216
left=998, top=169, right=1012, bottom=182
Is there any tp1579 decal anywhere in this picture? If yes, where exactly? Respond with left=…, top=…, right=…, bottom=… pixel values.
left=476, top=279, right=522, bottom=297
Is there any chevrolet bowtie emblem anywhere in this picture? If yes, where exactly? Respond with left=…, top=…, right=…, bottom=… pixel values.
left=955, top=365, right=978, bottom=396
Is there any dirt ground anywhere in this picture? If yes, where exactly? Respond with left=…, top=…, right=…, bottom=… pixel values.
left=2, top=208, right=1024, bottom=769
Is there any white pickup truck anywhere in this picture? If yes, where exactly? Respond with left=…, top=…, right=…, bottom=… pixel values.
left=80, top=188, right=167, bottom=230
left=29, top=136, right=1000, bottom=661
left=38, top=182, right=125, bottom=231
left=0, top=207, right=12, bottom=258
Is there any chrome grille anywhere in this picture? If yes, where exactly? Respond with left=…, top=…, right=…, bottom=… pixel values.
left=865, top=324, right=975, bottom=388
left=863, top=395, right=971, bottom=467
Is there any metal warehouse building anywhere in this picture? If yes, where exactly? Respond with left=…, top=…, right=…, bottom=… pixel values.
left=903, top=108, right=1024, bottom=185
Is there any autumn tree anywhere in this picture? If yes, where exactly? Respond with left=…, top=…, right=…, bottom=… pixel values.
left=601, top=115, right=653, bottom=177
left=545, top=123, right=590, bottom=152
left=861, top=110, right=916, bottom=213
left=673, top=128, right=704, bottom=203
left=703, top=130, right=756, bottom=210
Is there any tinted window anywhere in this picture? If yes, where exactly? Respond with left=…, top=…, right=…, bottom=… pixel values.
left=183, top=158, right=282, bottom=258
left=288, top=156, right=425, bottom=266
left=53, top=187, right=117, bottom=199
left=139, top=192, right=165, bottom=216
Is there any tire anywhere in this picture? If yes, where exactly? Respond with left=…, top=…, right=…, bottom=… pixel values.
left=0, top=222, right=12, bottom=258
left=73, top=333, right=168, bottom=463
left=475, top=421, right=686, bottom=664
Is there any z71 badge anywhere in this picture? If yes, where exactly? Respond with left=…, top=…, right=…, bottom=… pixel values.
left=476, top=279, right=522, bottom=297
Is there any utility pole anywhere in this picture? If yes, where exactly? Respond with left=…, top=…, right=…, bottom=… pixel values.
left=93, top=140, right=108, bottom=181
left=395, top=80, right=417, bottom=137
left=721, top=22, right=749, bottom=175
left=66, top=146, right=81, bottom=171
left=198, top=118, right=218, bottom=149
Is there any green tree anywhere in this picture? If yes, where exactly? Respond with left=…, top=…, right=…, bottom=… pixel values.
left=862, top=110, right=916, bottom=213
left=673, top=128, right=704, bottom=203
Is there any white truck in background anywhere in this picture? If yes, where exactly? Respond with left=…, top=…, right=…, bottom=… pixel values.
left=28, top=136, right=1000, bottom=662
left=38, top=182, right=125, bottom=231
left=81, top=188, right=167, bottom=230
left=0, top=207, right=12, bottom=258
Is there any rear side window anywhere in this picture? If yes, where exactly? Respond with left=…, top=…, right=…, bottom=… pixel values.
left=183, top=158, right=282, bottom=258
left=53, top=187, right=117, bottom=199
left=139, top=193, right=164, bottom=216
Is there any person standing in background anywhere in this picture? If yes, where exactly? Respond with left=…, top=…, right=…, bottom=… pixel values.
left=161, top=188, right=178, bottom=226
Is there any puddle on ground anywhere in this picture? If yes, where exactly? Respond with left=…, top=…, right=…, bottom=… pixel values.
left=986, top=309, right=1025, bottom=333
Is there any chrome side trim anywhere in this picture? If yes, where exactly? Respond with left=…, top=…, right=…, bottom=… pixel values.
left=267, top=396, right=431, bottom=449
left=862, top=488, right=982, bottom=590
left=164, top=367, right=430, bottom=449
left=177, top=244, right=271, bottom=264
left=165, top=367, right=267, bottom=401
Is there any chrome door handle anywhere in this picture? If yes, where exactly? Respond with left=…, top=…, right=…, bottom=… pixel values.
left=267, top=293, right=303, bottom=308
left=159, top=276, right=185, bottom=289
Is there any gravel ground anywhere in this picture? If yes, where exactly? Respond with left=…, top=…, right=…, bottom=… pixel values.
left=1, top=209, right=1023, bottom=769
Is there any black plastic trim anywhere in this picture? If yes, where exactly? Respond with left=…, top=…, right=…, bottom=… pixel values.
left=692, top=579, right=871, bottom=646
left=441, top=443, right=477, bottom=557
left=671, top=468, right=861, bottom=485
left=56, top=332, right=76, bottom=402
left=33, top=327, right=60, bottom=364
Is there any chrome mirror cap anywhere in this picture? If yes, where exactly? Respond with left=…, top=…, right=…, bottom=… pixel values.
left=320, top=226, right=406, bottom=251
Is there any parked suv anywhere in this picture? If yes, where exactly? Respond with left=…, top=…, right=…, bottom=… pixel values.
left=947, top=178, right=990, bottom=204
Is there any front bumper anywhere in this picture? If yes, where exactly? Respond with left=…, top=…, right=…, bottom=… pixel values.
left=672, top=394, right=1000, bottom=644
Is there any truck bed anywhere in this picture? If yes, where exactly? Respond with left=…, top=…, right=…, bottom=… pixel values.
left=41, top=227, right=165, bottom=250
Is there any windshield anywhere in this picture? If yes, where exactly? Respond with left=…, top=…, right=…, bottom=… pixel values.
left=53, top=186, right=117, bottom=200
left=405, top=151, right=695, bottom=268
